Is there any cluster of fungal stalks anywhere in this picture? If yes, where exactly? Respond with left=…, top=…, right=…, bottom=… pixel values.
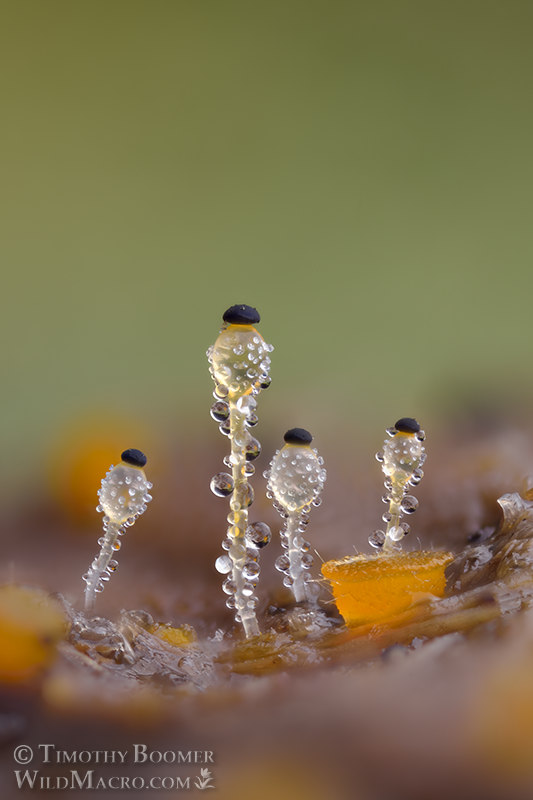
left=266, top=428, right=326, bottom=603
left=207, top=305, right=274, bottom=638
left=83, top=449, right=152, bottom=613
left=79, top=306, right=431, bottom=642
left=371, top=417, right=426, bottom=553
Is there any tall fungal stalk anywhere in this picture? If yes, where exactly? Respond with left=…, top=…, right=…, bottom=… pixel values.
left=266, top=428, right=326, bottom=603
left=371, top=417, right=426, bottom=553
left=207, top=305, right=273, bottom=638
left=83, top=449, right=152, bottom=613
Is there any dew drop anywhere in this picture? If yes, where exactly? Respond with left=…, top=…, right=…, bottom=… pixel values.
left=401, top=495, right=419, bottom=514
left=369, top=530, right=386, bottom=549
left=210, top=472, right=234, bottom=497
left=388, top=525, right=404, bottom=542
left=215, top=384, right=229, bottom=398
left=246, top=521, right=272, bottom=548
left=242, top=484, right=254, bottom=507
left=215, top=555, right=232, bottom=574
left=218, top=420, right=231, bottom=436
left=243, top=561, right=260, bottom=580
left=210, top=400, right=230, bottom=421
left=222, top=578, right=237, bottom=595
left=245, top=437, right=261, bottom=461
left=275, top=555, right=290, bottom=573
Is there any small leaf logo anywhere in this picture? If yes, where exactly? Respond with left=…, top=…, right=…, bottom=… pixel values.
left=194, top=768, right=215, bottom=790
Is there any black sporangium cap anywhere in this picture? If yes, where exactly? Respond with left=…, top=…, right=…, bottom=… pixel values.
left=394, top=418, right=420, bottom=434
left=283, top=428, right=313, bottom=445
left=222, top=305, right=260, bottom=325
left=121, top=448, right=147, bottom=468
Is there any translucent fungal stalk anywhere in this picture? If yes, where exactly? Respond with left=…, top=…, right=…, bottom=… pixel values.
left=207, top=304, right=273, bottom=638
left=83, top=449, right=152, bottom=613
left=371, top=417, right=426, bottom=554
left=266, top=428, right=326, bottom=603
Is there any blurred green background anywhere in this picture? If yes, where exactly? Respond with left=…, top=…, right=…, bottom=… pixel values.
left=2, top=0, right=533, bottom=494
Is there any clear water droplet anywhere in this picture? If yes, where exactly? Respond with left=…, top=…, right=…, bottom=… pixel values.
left=215, top=555, right=232, bottom=574
left=214, top=384, right=229, bottom=399
left=210, top=472, right=234, bottom=497
left=388, top=525, right=404, bottom=541
left=210, top=400, right=230, bottom=421
left=401, top=495, right=419, bottom=514
left=222, top=578, right=236, bottom=595
left=275, top=555, right=290, bottom=573
left=245, top=521, right=272, bottom=548
left=243, top=561, right=260, bottom=581
left=369, top=530, right=386, bottom=549
left=242, top=484, right=254, bottom=507
left=245, top=437, right=261, bottom=461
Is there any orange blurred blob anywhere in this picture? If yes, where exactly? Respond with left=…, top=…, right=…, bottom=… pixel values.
left=48, top=413, right=150, bottom=525
left=467, top=643, right=533, bottom=779
left=0, top=585, right=68, bottom=683
left=322, top=550, right=453, bottom=627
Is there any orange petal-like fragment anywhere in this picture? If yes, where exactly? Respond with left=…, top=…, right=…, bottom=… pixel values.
left=321, top=550, right=453, bottom=627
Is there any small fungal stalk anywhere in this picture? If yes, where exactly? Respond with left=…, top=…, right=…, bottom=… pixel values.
left=266, top=428, right=326, bottom=603
left=207, top=304, right=273, bottom=638
left=372, top=417, right=426, bottom=553
left=83, top=449, right=152, bottom=613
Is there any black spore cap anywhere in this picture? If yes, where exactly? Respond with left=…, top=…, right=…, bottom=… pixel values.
left=394, top=418, right=420, bottom=434
left=121, top=448, right=147, bottom=468
left=284, top=428, right=313, bottom=445
left=223, top=304, right=260, bottom=325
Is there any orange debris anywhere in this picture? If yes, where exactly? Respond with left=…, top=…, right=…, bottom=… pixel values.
left=321, top=550, right=453, bottom=627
